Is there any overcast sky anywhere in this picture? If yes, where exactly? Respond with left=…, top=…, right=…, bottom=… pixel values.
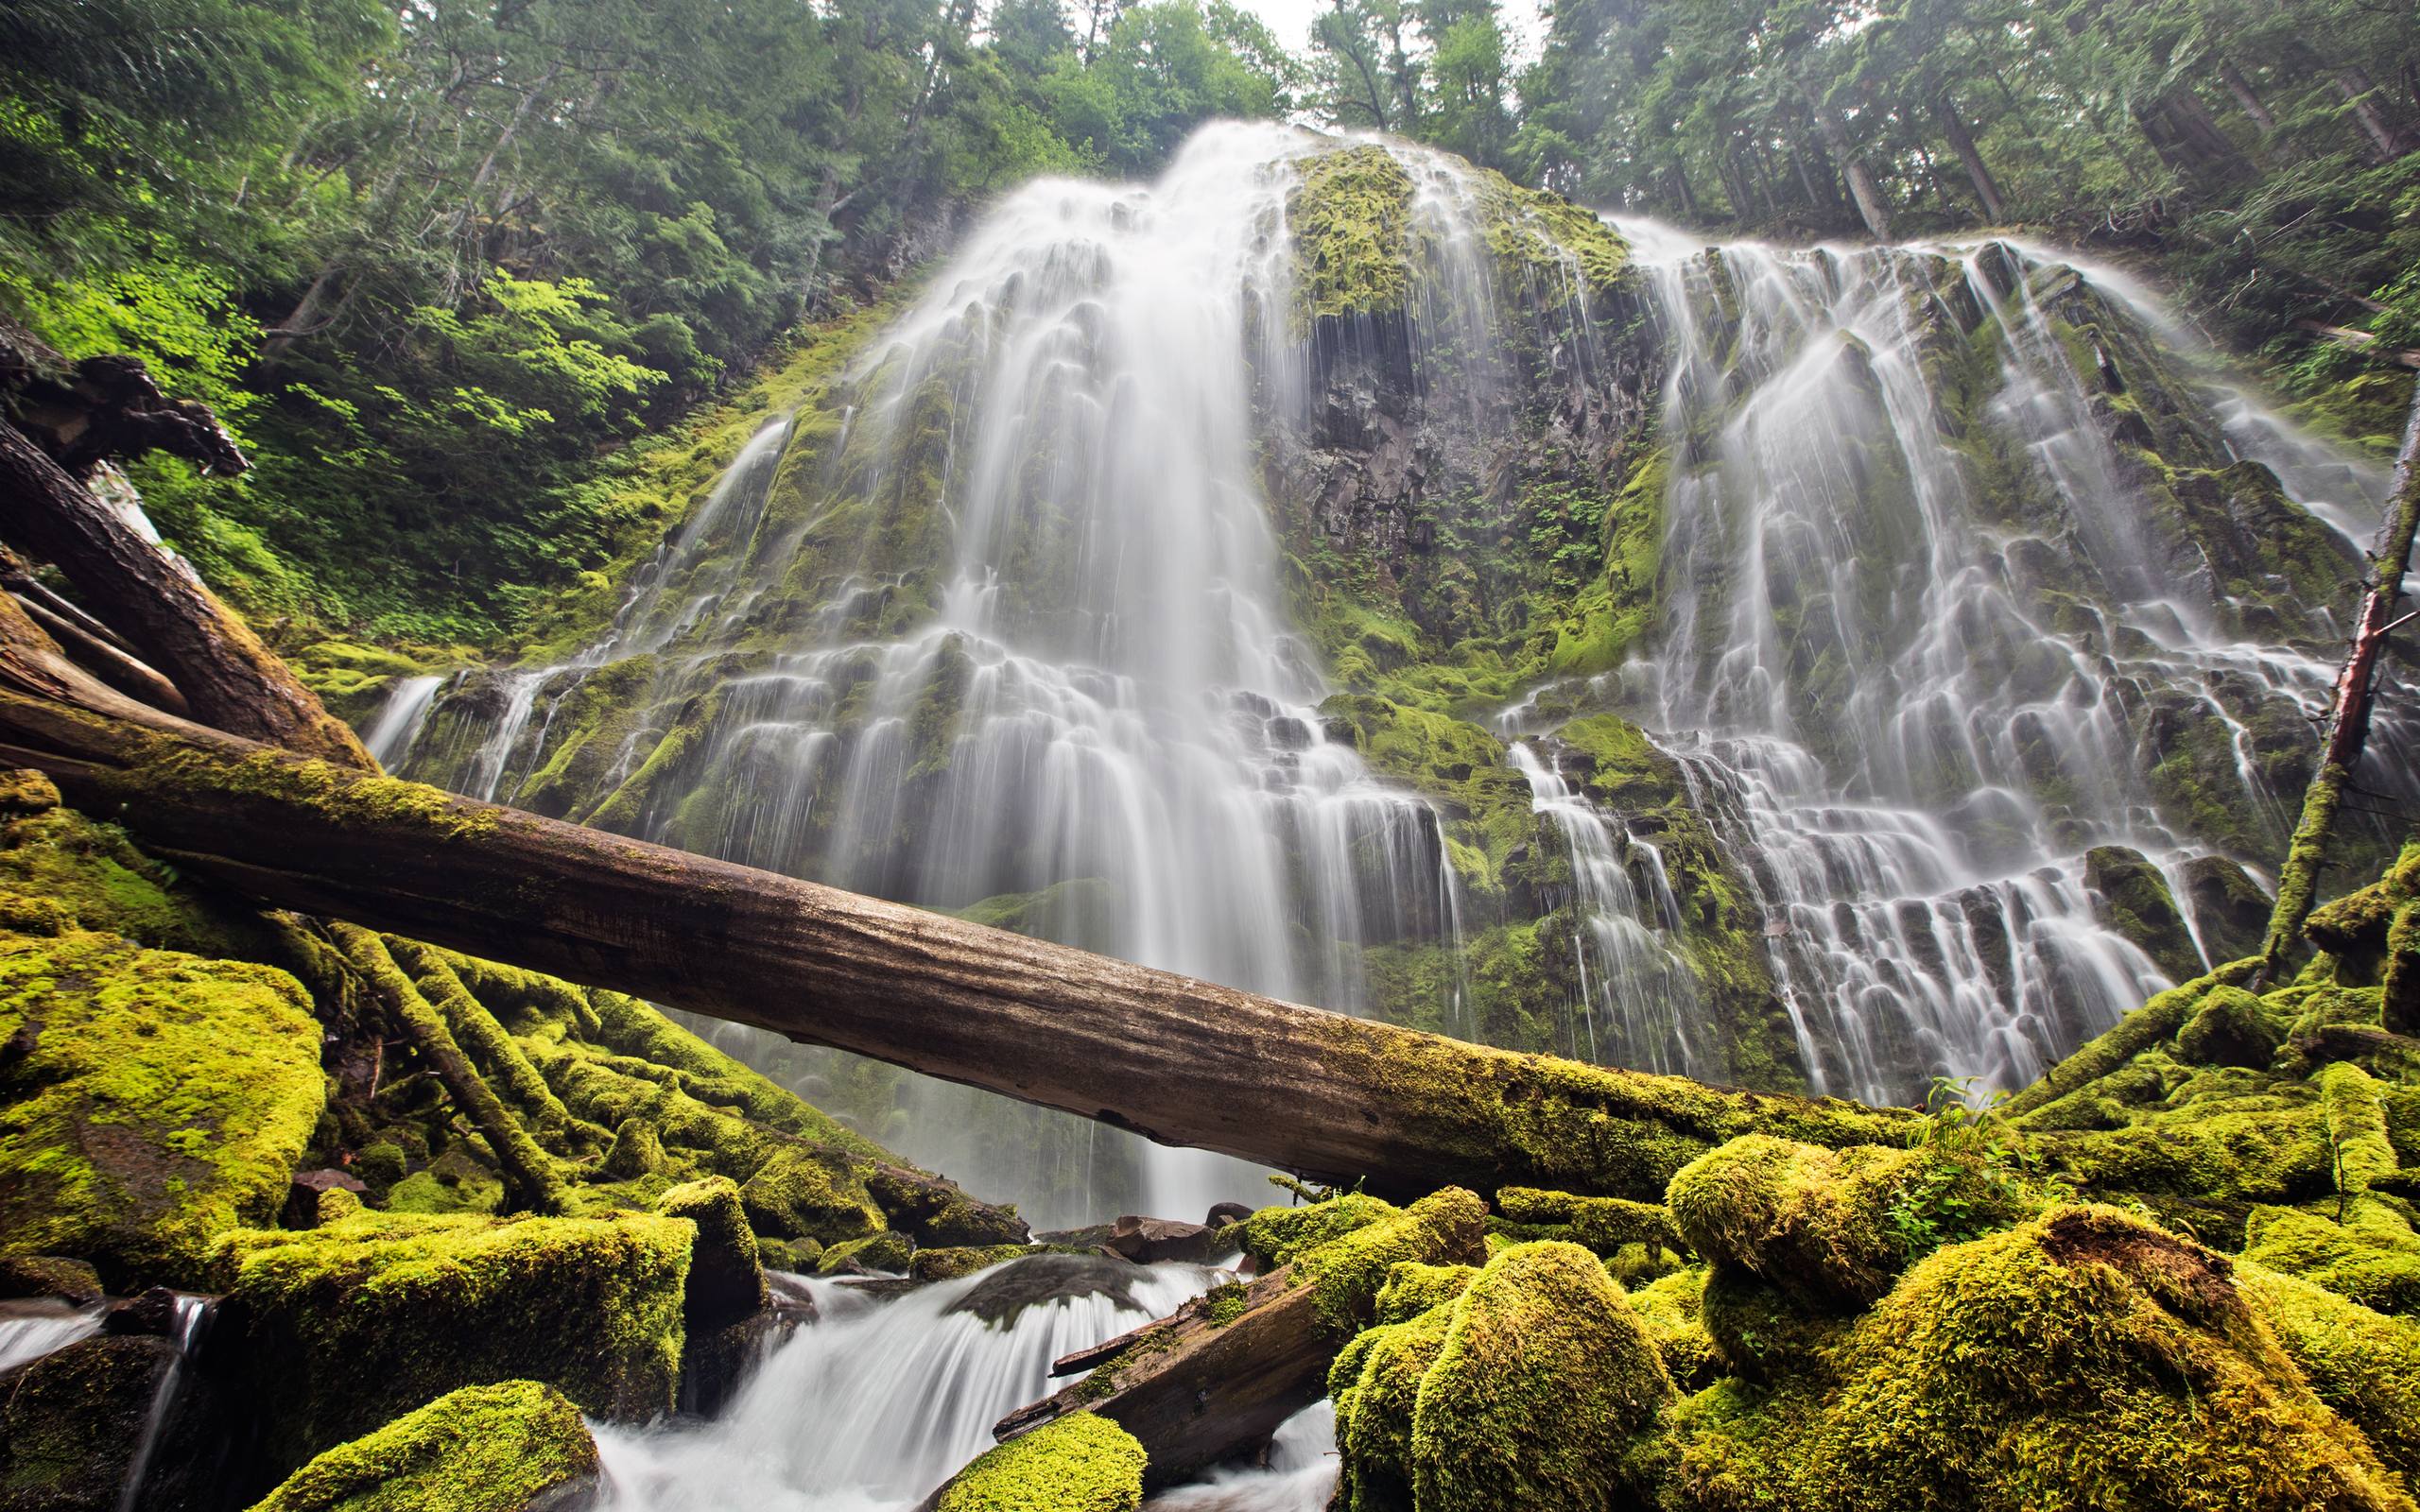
left=1229, top=0, right=1549, bottom=70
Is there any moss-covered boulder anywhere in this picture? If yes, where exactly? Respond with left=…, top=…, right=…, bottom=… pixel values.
left=1296, top=1188, right=1488, bottom=1334
left=1672, top=1207, right=2413, bottom=1511
left=243, top=1381, right=598, bottom=1512
left=932, top=1410, right=1145, bottom=1512
left=2241, top=1261, right=2420, bottom=1479
left=656, top=1176, right=765, bottom=1325
left=1407, top=1241, right=1675, bottom=1512
left=210, top=1209, right=689, bottom=1472
left=1224, top=1191, right=1400, bottom=1272
left=1628, top=1266, right=1720, bottom=1390
left=2086, top=845, right=2202, bottom=982
left=738, top=1145, right=884, bottom=1245
left=0, top=928, right=323, bottom=1287
left=1666, top=1135, right=2018, bottom=1312
left=816, top=1228, right=913, bottom=1276
left=1330, top=1300, right=1456, bottom=1512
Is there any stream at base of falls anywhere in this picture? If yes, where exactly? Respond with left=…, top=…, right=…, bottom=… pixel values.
left=591, top=1261, right=1336, bottom=1512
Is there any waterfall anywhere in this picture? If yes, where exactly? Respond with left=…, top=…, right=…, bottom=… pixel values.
left=1591, top=221, right=2406, bottom=1103
left=595, top=1261, right=1219, bottom=1509
left=1504, top=742, right=1704, bottom=1075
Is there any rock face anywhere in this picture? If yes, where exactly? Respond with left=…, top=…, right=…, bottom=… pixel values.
left=947, top=1254, right=1146, bottom=1327
left=2085, top=845, right=2204, bottom=982
left=209, top=1209, right=691, bottom=1476
left=0, top=1333, right=206, bottom=1512
left=244, top=1380, right=600, bottom=1512
left=0, top=928, right=323, bottom=1289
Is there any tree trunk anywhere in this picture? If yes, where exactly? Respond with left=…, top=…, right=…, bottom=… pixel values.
left=0, top=406, right=371, bottom=768
left=2335, top=66, right=2415, bottom=160
left=1801, top=88, right=1894, bottom=240
left=2216, top=58, right=2278, bottom=132
left=2258, top=377, right=2420, bottom=979
left=0, top=691, right=1909, bottom=1203
left=2134, top=86, right=2254, bottom=182
left=1933, top=91, right=2007, bottom=221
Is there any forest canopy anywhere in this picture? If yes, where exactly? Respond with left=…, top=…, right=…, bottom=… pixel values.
left=3, top=0, right=2414, bottom=642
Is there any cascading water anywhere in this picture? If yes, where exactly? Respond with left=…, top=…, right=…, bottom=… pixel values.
left=1539, top=219, right=2410, bottom=1104
left=371, top=122, right=1607, bottom=1227
left=0, top=1298, right=103, bottom=1372
left=596, top=1261, right=1219, bottom=1509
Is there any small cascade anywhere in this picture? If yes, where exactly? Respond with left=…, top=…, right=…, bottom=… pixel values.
left=116, top=1294, right=214, bottom=1512
left=360, top=673, right=445, bottom=767
left=1148, top=1401, right=1339, bottom=1512
left=1504, top=742, right=1703, bottom=1074
left=0, top=1298, right=104, bottom=1372
left=596, top=1260, right=1219, bottom=1510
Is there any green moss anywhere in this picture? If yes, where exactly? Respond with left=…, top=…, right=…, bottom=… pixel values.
left=1296, top=1187, right=1489, bottom=1335
left=657, top=1175, right=767, bottom=1324
left=2085, top=845, right=2204, bottom=981
left=933, top=1412, right=1145, bottom=1512
left=1407, top=1241, right=1675, bottom=1512
left=243, top=1381, right=598, bottom=1512
left=1373, top=1260, right=1478, bottom=1324
left=1288, top=1007, right=1908, bottom=1205
left=0, top=1335, right=182, bottom=1507
left=1674, top=1207, right=2411, bottom=1511
left=816, top=1228, right=913, bottom=1275
left=1224, top=1192, right=1400, bottom=1271
left=1331, top=1301, right=1456, bottom=1512
left=1288, top=145, right=1418, bottom=331
left=210, top=1208, right=690, bottom=1472
left=1627, top=1265, right=1720, bottom=1390
left=1495, top=1186, right=1685, bottom=1257
left=2242, top=1206, right=2420, bottom=1316
left=911, top=1244, right=1033, bottom=1283
left=2240, top=1261, right=2420, bottom=1480
left=740, top=1145, right=886, bottom=1245
left=1698, top=1262, right=1851, bottom=1384
left=0, top=778, right=263, bottom=957
left=2324, top=1060, right=2400, bottom=1197
left=0, top=928, right=323, bottom=1288
left=1666, top=1136, right=2021, bottom=1311
left=2009, top=960, right=2262, bottom=1118
left=1197, top=1280, right=1252, bottom=1326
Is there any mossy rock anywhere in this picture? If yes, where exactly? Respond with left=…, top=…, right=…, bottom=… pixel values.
left=2241, top=1260, right=2420, bottom=1480
left=1666, top=1135, right=2016, bottom=1312
left=1671, top=1206, right=2413, bottom=1511
left=909, top=1244, right=1033, bottom=1283
left=1697, top=1261, right=1852, bottom=1385
left=2085, top=845, right=2203, bottom=982
left=1627, top=1265, right=1720, bottom=1390
left=1331, top=1300, right=1455, bottom=1512
left=2174, top=985, right=2284, bottom=1070
left=210, top=1209, right=689, bottom=1473
left=656, top=1176, right=766, bottom=1326
left=1296, top=1188, right=1489, bottom=1335
left=0, top=1333, right=186, bottom=1510
left=0, top=1253, right=102, bottom=1303
left=2242, top=1206, right=2420, bottom=1316
left=1372, top=1260, right=1478, bottom=1324
left=816, top=1228, right=913, bottom=1276
left=0, top=778, right=265, bottom=958
left=1406, top=1240, right=1675, bottom=1512
left=243, top=1380, right=598, bottom=1512
left=932, top=1410, right=1144, bottom=1512
left=0, top=928, right=323, bottom=1288
left=1224, top=1192, right=1399, bottom=1272
left=738, top=1145, right=885, bottom=1245
left=1288, top=144, right=1418, bottom=332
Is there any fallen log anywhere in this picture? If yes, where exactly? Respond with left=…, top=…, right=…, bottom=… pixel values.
left=990, top=1270, right=1322, bottom=1490
left=0, top=689, right=1907, bottom=1201
left=0, top=322, right=370, bottom=768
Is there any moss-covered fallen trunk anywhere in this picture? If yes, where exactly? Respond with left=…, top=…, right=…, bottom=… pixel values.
left=0, top=689, right=1908, bottom=1203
